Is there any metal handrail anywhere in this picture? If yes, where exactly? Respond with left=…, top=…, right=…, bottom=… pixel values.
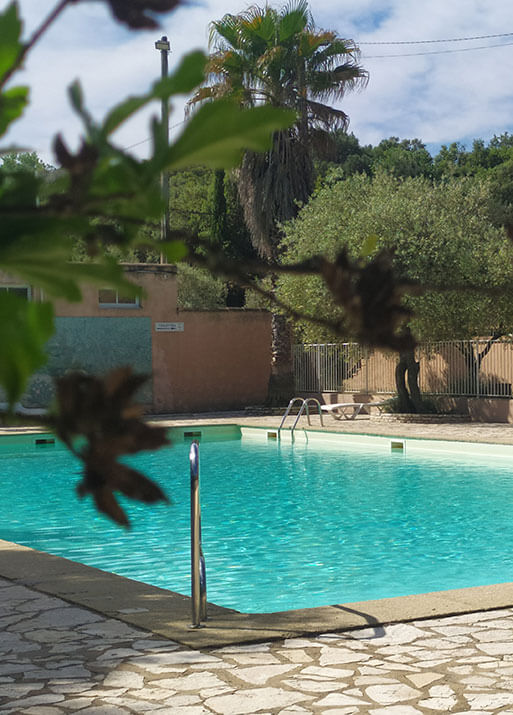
left=190, top=440, right=207, bottom=627
left=278, top=397, right=305, bottom=438
left=291, top=398, right=324, bottom=432
left=279, top=397, right=324, bottom=439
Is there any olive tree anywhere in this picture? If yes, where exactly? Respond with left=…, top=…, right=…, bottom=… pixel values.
left=278, top=170, right=513, bottom=411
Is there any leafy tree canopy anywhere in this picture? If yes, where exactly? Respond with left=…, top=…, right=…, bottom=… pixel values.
left=278, top=170, right=513, bottom=343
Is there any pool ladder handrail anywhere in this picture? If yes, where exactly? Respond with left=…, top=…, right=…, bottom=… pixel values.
left=190, top=440, right=207, bottom=627
left=278, top=397, right=324, bottom=439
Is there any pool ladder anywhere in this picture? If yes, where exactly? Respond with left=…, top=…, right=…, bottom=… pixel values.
left=189, top=440, right=207, bottom=627
left=278, top=397, right=324, bottom=440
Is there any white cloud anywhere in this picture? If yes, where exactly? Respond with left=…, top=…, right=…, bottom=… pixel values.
left=4, top=0, right=513, bottom=162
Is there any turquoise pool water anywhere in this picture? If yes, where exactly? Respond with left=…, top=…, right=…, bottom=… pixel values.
left=2, top=432, right=513, bottom=613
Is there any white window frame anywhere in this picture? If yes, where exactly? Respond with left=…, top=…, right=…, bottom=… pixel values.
left=98, top=289, right=140, bottom=309
left=0, top=284, right=31, bottom=300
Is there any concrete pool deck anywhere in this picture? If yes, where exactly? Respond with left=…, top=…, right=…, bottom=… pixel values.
left=3, top=413, right=513, bottom=711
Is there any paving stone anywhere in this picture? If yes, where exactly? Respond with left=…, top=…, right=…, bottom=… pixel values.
left=355, top=676, right=401, bottom=686
left=359, top=666, right=390, bottom=675
left=151, top=672, right=226, bottom=691
left=0, top=662, right=37, bottom=676
left=371, top=625, right=427, bottom=645
left=282, top=638, right=322, bottom=649
left=365, top=684, right=422, bottom=705
left=97, top=648, right=142, bottom=661
left=17, top=595, right=67, bottom=611
left=472, top=618, right=513, bottom=629
left=413, top=659, right=451, bottom=668
left=102, top=670, right=145, bottom=689
left=77, top=707, right=130, bottom=714
left=129, top=651, right=221, bottom=669
left=414, top=638, right=466, bottom=649
left=11, top=608, right=103, bottom=631
left=314, top=692, right=370, bottom=707
left=134, top=688, right=178, bottom=700
left=0, top=632, right=40, bottom=654
left=152, top=707, right=210, bottom=715
left=80, top=621, right=146, bottom=638
left=23, top=666, right=92, bottom=680
left=77, top=688, right=128, bottom=699
left=276, top=650, right=313, bottom=663
left=58, top=697, right=95, bottom=710
left=430, top=625, right=475, bottom=636
left=319, top=647, right=371, bottom=666
left=0, top=693, right=65, bottom=708
left=231, top=664, right=297, bottom=685
left=476, top=641, right=513, bottom=655
left=465, top=692, right=513, bottom=708
left=405, top=672, right=443, bottom=688
left=220, top=653, right=282, bottom=665
left=103, top=696, right=162, bottom=710
left=204, top=687, right=313, bottom=714
left=0, top=682, right=45, bottom=699
left=160, top=695, right=201, bottom=706
left=281, top=678, right=348, bottom=692
left=369, top=707, right=423, bottom=715
left=419, top=696, right=458, bottom=710
left=428, top=684, right=455, bottom=697
left=215, top=643, right=271, bottom=653
left=472, top=628, right=513, bottom=641
left=299, top=666, right=354, bottom=679
left=47, top=681, right=94, bottom=694
left=132, top=640, right=180, bottom=651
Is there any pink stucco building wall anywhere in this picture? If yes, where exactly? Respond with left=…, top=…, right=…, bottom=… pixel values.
left=2, top=264, right=272, bottom=413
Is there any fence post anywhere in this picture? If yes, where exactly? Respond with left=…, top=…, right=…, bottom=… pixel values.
left=316, top=345, right=321, bottom=392
left=365, top=347, right=369, bottom=395
left=474, top=339, right=480, bottom=398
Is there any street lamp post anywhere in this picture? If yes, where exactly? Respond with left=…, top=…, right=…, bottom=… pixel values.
left=155, top=35, right=171, bottom=263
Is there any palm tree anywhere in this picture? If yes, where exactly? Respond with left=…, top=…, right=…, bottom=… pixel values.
left=190, top=0, right=368, bottom=402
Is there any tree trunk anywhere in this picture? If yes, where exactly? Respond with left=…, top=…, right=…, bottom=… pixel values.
left=395, top=353, right=414, bottom=413
left=395, top=348, right=423, bottom=413
left=266, top=312, right=295, bottom=406
left=456, top=333, right=503, bottom=396
left=406, top=350, right=423, bottom=412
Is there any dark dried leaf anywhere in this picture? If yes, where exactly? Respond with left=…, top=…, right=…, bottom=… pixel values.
left=104, top=366, right=148, bottom=409
left=53, top=135, right=99, bottom=207
left=93, top=485, right=130, bottom=527
left=104, top=0, right=182, bottom=29
left=104, top=461, right=168, bottom=503
left=53, top=368, right=170, bottom=526
left=321, top=249, right=416, bottom=352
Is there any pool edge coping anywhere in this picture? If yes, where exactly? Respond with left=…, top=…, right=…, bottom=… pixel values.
left=2, top=538, right=513, bottom=650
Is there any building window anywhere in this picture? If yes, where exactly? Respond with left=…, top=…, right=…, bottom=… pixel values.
left=98, top=289, right=139, bottom=308
left=0, top=285, right=30, bottom=300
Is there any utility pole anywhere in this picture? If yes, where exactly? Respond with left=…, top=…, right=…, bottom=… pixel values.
left=155, top=35, right=171, bottom=263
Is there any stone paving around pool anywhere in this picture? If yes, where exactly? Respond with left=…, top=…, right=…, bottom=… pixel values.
left=4, top=577, right=513, bottom=714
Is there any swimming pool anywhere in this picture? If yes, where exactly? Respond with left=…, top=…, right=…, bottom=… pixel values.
left=2, top=426, right=513, bottom=613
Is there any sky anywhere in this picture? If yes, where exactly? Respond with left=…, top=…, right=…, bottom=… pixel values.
left=4, top=0, right=513, bottom=165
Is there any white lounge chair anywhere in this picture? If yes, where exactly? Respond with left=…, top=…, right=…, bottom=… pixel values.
left=320, top=401, right=387, bottom=420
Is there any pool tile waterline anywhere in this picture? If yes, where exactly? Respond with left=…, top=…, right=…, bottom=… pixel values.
left=4, top=576, right=513, bottom=713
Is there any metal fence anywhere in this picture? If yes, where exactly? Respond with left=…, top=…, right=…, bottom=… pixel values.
left=294, top=340, right=513, bottom=398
